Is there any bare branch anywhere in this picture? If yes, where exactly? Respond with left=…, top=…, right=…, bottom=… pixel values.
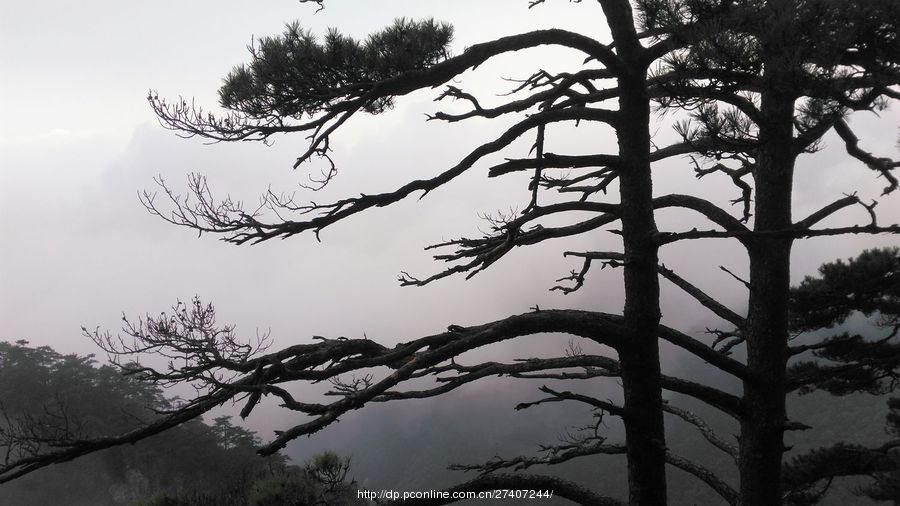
left=447, top=430, right=737, bottom=505
left=145, top=107, right=617, bottom=245
left=98, top=308, right=632, bottom=456
left=662, top=401, right=738, bottom=461
left=691, top=159, right=753, bottom=222
left=657, top=224, right=900, bottom=244
left=657, top=263, right=745, bottom=328
left=553, top=251, right=745, bottom=328
left=429, top=69, right=616, bottom=123
left=400, top=202, right=620, bottom=286
left=833, top=118, right=899, bottom=195
left=663, top=451, right=738, bottom=505
left=0, top=391, right=226, bottom=484
left=656, top=325, right=755, bottom=384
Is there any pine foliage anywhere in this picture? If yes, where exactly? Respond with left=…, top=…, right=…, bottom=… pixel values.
left=218, top=18, right=453, bottom=117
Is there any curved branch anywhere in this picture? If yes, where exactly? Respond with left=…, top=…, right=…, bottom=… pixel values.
left=664, top=451, right=738, bottom=505
left=653, top=194, right=750, bottom=236
left=793, top=194, right=865, bottom=229
left=833, top=118, right=899, bottom=195
left=145, top=107, right=617, bottom=245
left=650, top=84, right=763, bottom=124
left=254, top=310, right=629, bottom=454
left=151, top=29, right=626, bottom=143
left=2, top=307, right=638, bottom=483
left=486, top=136, right=726, bottom=179
left=0, top=391, right=227, bottom=484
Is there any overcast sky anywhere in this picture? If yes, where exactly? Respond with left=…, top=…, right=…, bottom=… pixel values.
left=2, top=1, right=899, bottom=438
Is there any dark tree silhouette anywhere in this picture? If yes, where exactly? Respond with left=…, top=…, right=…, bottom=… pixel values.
left=862, top=398, right=900, bottom=503
left=641, top=2, right=900, bottom=503
left=2, top=2, right=899, bottom=506
left=781, top=247, right=900, bottom=505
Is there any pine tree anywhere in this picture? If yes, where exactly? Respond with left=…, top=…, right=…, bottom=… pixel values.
left=2, top=3, right=899, bottom=505
left=782, top=248, right=900, bottom=504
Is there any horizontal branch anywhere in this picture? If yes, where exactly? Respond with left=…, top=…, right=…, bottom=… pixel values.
left=376, top=355, right=622, bottom=403
left=145, top=107, right=618, bottom=245
left=404, top=192, right=751, bottom=288
left=488, top=153, right=621, bottom=178
left=487, top=136, right=725, bottom=178
left=430, top=69, right=616, bottom=123
left=657, top=224, right=900, bottom=244
left=233, top=311, right=629, bottom=454
left=401, top=206, right=621, bottom=287
left=382, top=343, right=745, bottom=419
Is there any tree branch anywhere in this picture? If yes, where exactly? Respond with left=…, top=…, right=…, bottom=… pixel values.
left=553, top=251, right=745, bottom=329
left=144, top=107, right=618, bottom=245
left=833, top=118, right=899, bottom=195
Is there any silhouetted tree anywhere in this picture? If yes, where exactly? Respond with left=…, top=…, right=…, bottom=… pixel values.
left=2, top=2, right=898, bottom=506
left=861, top=398, right=900, bottom=503
left=641, top=2, right=900, bottom=502
left=781, top=247, right=900, bottom=504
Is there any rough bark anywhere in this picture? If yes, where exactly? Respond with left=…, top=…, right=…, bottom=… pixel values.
left=608, top=3, right=668, bottom=500
left=739, top=7, right=798, bottom=500
left=618, top=84, right=667, bottom=506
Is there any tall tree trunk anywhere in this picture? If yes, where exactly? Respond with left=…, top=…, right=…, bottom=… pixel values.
left=605, top=1, right=667, bottom=500
left=618, top=71, right=668, bottom=506
left=740, top=69, right=796, bottom=505
left=599, top=3, right=667, bottom=502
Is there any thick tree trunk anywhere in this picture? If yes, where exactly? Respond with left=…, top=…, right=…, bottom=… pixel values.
left=617, top=73, right=668, bottom=506
left=599, top=3, right=667, bottom=502
left=740, top=78, right=796, bottom=505
left=741, top=241, right=791, bottom=506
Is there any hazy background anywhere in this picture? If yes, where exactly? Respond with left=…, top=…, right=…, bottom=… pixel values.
left=2, top=0, right=899, bottom=500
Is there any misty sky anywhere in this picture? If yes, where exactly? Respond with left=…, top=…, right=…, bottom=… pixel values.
left=2, top=0, right=899, bottom=438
